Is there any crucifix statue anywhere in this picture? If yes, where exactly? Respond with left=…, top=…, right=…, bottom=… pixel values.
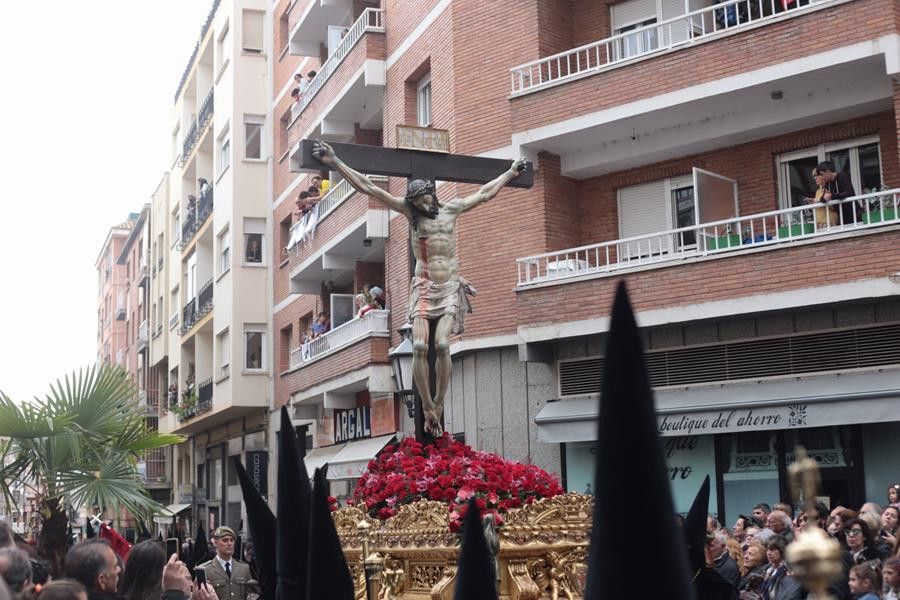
left=304, top=138, right=531, bottom=439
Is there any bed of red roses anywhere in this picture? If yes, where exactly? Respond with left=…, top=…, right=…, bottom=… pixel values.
left=349, top=434, right=563, bottom=531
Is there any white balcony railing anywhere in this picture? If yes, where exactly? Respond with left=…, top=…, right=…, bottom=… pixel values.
left=509, top=0, right=835, bottom=95
left=286, top=176, right=388, bottom=253
left=290, top=309, right=390, bottom=368
left=169, top=311, right=179, bottom=331
left=516, top=189, right=900, bottom=286
left=290, top=8, right=384, bottom=122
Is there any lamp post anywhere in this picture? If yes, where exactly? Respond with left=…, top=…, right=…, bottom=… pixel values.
left=388, top=324, right=415, bottom=420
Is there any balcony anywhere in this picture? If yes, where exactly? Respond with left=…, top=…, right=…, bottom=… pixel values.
left=290, top=310, right=390, bottom=368
left=508, top=0, right=896, bottom=179
left=137, top=320, right=149, bottom=353
left=290, top=9, right=384, bottom=123
left=516, top=189, right=899, bottom=287
left=115, top=291, right=126, bottom=321
left=153, top=322, right=163, bottom=338
left=169, top=310, right=179, bottom=331
left=180, top=188, right=214, bottom=251
left=511, top=0, right=837, bottom=96
left=140, top=447, right=168, bottom=485
left=179, top=89, right=214, bottom=167
left=176, top=378, right=213, bottom=422
left=179, top=279, right=214, bottom=335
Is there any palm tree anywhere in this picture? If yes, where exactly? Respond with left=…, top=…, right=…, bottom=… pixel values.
left=0, top=364, right=184, bottom=574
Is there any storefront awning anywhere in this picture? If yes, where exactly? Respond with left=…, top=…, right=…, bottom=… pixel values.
left=326, top=434, right=395, bottom=480
left=535, top=370, right=900, bottom=443
left=152, top=503, right=191, bottom=525
left=303, top=443, right=346, bottom=476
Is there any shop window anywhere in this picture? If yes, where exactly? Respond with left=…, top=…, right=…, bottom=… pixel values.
left=777, top=137, right=882, bottom=208
left=721, top=431, right=779, bottom=522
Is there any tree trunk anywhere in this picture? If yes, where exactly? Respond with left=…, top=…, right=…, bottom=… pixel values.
left=37, top=497, right=69, bottom=578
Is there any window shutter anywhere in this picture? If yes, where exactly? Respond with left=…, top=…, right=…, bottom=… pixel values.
left=618, top=181, right=670, bottom=259
left=660, top=0, right=690, bottom=44
left=242, top=10, right=264, bottom=52
left=611, top=0, right=657, bottom=29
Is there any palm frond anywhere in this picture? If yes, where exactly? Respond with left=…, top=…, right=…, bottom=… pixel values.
left=0, top=392, right=70, bottom=438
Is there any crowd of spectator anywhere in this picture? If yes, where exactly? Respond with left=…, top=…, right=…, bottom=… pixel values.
left=702, top=484, right=900, bottom=600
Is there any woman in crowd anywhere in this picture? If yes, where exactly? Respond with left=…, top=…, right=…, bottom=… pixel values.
left=830, top=508, right=858, bottom=550
left=733, top=515, right=753, bottom=544
left=760, top=536, right=788, bottom=600
left=848, top=561, right=882, bottom=600
left=740, top=539, right=769, bottom=592
left=844, top=518, right=882, bottom=565
left=119, top=540, right=167, bottom=600
left=888, top=483, right=899, bottom=508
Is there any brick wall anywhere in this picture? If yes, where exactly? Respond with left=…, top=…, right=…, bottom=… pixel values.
left=516, top=229, right=900, bottom=328
left=278, top=336, right=391, bottom=400
left=511, top=0, right=896, bottom=132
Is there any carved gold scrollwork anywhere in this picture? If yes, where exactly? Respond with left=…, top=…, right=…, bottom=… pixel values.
left=501, top=493, right=593, bottom=546
left=430, top=565, right=456, bottom=600
left=378, top=555, right=407, bottom=600
left=507, top=558, right=541, bottom=600
left=378, top=500, right=457, bottom=548
left=333, top=506, right=378, bottom=549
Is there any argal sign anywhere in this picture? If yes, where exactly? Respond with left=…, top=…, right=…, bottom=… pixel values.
left=334, top=406, right=372, bottom=443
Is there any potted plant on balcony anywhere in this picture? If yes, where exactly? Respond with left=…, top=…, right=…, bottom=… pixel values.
left=172, top=391, right=197, bottom=421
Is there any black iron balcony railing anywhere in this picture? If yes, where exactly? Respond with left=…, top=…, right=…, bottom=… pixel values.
left=198, top=187, right=213, bottom=225
left=180, top=120, right=199, bottom=165
left=197, top=278, right=213, bottom=317
left=197, top=378, right=213, bottom=412
left=181, top=298, right=196, bottom=334
left=181, top=209, right=196, bottom=244
left=198, top=89, right=214, bottom=130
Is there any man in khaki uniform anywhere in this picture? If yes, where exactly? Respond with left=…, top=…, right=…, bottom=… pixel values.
left=198, top=526, right=252, bottom=600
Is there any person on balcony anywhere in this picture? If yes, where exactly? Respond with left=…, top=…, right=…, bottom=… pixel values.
left=311, top=175, right=322, bottom=192
left=198, top=178, right=210, bottom=199
left=290, top=87, right=300, bottom=105
left=311, top=312, right=330, bottom=338
left=807, top=168, right=839, bottom=229
left=307, top=186, right=320, bottom=202
left=187, top=195, right=197, bottom=220
left=294, top=192, right=311, bottom=220
left=355, top=293, right=374, bottom=319
left=816, top=161, right=858, bottom=224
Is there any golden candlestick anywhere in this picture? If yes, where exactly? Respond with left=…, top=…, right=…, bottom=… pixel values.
left=785, top=446, right=843, bottom=600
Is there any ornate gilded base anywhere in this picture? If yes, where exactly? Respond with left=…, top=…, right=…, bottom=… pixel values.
left=334, top=494, right=592, bottom=599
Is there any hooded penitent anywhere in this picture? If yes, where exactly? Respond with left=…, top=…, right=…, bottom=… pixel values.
left=306, top=466, right=355, bottom=600
left=276, top=406, right=312, bottom=600
left=684, top=476, right=737, bottom=600
left=233, top=456, right=277, bottom=599
left=584, top=281, right=696, bottom=600
left=452, top=498, right=499, bottom=600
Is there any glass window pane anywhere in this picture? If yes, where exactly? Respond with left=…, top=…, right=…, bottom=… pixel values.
left=246, top=332, right=263, bottom=369
left=245, top=233, right=262, bottom=263
left=722, top=431, right=779, bottom=522
left=857, top=143, right=882, bottom=193
left=826, top=148, right=850, bottom=178
left=245, top=122, right=262, bottom=159
left=673, top=187, right=696, bottom=246
left=784, top=155, right=818, bottom=207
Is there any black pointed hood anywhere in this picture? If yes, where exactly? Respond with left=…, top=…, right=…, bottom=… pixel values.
left=684, top=475, right=712, bottom=572
left=234, top=457, right=277, bottom=600
left=453, top=499, right=499, bottom=600
left=306, top=466, right=355, bottom=600
left=193, top=524, right=209, bottom=568
left=276, top=405, right=312, bottom=600
left=584, top=281, right=695, bottom=600
left=138, top=521, right=152, bottom=542
left=85, top=516, right=95, bottom=539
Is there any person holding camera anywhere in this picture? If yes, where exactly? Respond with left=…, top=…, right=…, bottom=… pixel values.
left=196, top=527, right=251, bottom=600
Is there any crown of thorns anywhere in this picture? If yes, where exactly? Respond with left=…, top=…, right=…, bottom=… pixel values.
left=405, top=179, right=434, bottom=200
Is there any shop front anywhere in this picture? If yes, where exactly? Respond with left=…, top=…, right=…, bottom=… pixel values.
left=538, top=369, right=900, bottom=521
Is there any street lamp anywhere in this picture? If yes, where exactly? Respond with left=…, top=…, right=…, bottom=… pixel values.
left=388, top=324, right=416, bottom=418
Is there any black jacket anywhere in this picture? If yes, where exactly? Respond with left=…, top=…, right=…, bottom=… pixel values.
left=714, top=552, right=741, bottom=589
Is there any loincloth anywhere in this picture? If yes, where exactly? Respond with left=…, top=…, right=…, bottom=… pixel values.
left=406, top=276, right=476, bottom=334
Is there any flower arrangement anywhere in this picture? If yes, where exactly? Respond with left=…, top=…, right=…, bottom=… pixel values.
left=351, top=434, right=563, bottom=530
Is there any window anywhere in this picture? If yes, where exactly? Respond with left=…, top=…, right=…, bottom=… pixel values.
left=244, top=325, right=266, bottom=370
left=777, top=137, right=882, bottom=208
left=215, top=20, right=230, bottom=74
left=417, top=73, right=432, bottom=127
left=243, top=218, right=265, bottom=265
left=242, top=9, right=265, bottom=54
left=218, top=130, right=231, bottom=175
left=218, top=227, right=231, bottom=275
left=173, top=212, right=181, bottom=246
left=615, top=19, right=658, bottom=59
left=218, top=329, right=230, bottom=379
left=244, top=115, right=264, bottom=159
left=672, top=185, right=696, bottom=247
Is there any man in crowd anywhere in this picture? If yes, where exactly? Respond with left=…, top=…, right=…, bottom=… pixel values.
left=64, top=540, right=120, bottom=600
left=817, top=160, right=858, bottom=224
left=0, top=548, right=31, bottom=594
left=767, top=509, right=795, bottom=543
left=708, top=530, right=740, bottom=589
left=751, top=503, right=771, bottom=527
left=197, top=526, right=252, bottom=600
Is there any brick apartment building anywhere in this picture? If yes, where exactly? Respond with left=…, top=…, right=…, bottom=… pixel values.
left=272, top=0, right=900, bottom=519
left=97, top=217, right=134, bottom=369
left=146, top=0, right=272, bottom=538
